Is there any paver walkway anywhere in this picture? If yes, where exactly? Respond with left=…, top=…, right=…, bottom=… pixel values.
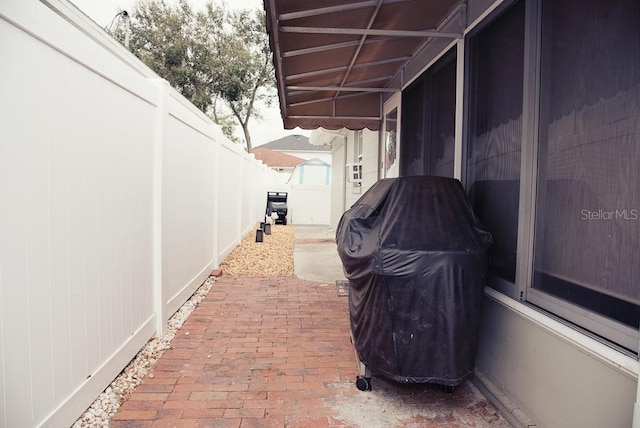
left=112, top=273, right=509, bottom=427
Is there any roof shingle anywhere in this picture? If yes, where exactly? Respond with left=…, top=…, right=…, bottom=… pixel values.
left=252, top=147, right=305, bottom=168
left=260, top=135, right=331, bottom=152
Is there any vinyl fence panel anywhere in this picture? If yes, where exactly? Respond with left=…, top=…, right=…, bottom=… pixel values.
left=0, top=1, right=284, bottom=426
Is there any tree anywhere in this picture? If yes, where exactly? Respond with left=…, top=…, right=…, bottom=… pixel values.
left=217, top=8, right=274, bottom=153
left=194, top=5, right=275, bottom=152
left=127, top=0, right=213, bottom=112
left=123, top=0, right=275, bottom=152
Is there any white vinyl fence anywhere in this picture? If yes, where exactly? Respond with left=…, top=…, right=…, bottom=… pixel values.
left=288, top=185, right=332, bottom=225
left=0, top=1, right=284, bottom=426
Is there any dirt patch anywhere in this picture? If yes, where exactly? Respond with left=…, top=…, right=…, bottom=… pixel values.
left=327, top=378, right=510, bottom=428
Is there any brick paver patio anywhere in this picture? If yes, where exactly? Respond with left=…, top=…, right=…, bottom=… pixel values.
left=112, top=275, right=509, bottom=427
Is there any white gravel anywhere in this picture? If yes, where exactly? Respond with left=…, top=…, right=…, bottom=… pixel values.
left=72, top=275, right=217, bottom=427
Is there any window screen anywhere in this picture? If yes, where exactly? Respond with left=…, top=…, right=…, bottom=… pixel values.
left=428, top=53, right=456, bottom=178
left=400, top=78, right=425, bottom=176
left=466, top=1, right=525, bottom=283
left=533, top=0, right=640, bottom=330
left=400, top=49, right=456, bottom=178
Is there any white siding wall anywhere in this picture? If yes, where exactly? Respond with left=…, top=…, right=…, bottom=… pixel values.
left=360, top=129, right=379, bottom=190
left=343, top=134, right=363, bottom=211
left=328, top=129, right=378, bottom=230
left=0, top=1, right=282, bottom=426
left=330, top=140, right=347, bottom=229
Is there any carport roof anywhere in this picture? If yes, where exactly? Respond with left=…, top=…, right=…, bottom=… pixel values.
left=264, top=0, right=462, bottom=131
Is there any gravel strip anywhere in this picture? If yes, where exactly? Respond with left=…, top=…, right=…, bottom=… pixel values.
left=219, top=223, right=294, bottom=276
left=73, top=223, right=294, bottom=426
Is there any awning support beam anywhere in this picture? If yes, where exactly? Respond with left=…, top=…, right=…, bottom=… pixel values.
left=280, top=26, right=462, bottom=39
left=288, top=115, right=381, bottom=121
left=289, top=90, right=383, bottom=107
left=278, top=0, right=410, bottom=21
left=288, top=85, right=398, bottom=93
left=288, top=76, right=394, bottom=96
left=285, top=56, right=411, bottom=81
left=333, top=0, right=385, bottom=101
left=283, top=37, right=393, bottom=58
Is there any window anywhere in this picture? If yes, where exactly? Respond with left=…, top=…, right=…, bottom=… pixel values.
left=466, top=0, right=525, bottom=284
left=400, top=78, right=424, bottom=176
left=355, top=130, right=363, bottom=163
left=428, top=52, right=456, bottom=178
left=400, top=49, right=457, bottom=178
left=463, top=0, right=639, bottom=351
left=530, top=0, right=640, bottom=350
left=384, top=109, right=398, bottom=178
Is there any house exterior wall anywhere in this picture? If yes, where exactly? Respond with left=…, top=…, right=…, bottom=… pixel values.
left=360, top=129, right=379, bottom=189
left=343, top=133, right=364, bottom=211
left=329, top=138, right=347, bottom=230
left=475, top=290, right=637, bottom=428
left=324, top=129, right=378, bottom=230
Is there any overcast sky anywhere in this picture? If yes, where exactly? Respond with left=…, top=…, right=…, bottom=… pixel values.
left=69, top=0, right=311, bottom=146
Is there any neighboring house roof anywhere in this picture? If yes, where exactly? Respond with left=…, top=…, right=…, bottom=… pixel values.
left=261, top=134, right=331, bottom=152
left=252, top=147, right=305, bottom=168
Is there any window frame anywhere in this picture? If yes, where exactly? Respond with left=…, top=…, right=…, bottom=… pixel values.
left=462, top=0, right=639, bottom=354
left=522, top=0, right=639, bottom=353
left=463, top=0, right=528, bottom=298
left=381, top=92, right=401, bottom=178
left=400, top=48, right=458, bottom=178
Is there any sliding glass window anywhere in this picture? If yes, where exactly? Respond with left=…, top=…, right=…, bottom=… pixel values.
left=400, top=49, right=457, bottom=178
left=466, top=1, right=525, bottom=284
left=531, top=0, right=640, bottom=351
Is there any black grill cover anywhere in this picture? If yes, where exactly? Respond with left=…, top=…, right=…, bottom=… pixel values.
left=336, top=176, right=492, bottom=386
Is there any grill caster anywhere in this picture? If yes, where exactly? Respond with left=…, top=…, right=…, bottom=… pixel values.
left=440, top=384, right=456, bottom=394
left=356, top=376, right=372, bottom=391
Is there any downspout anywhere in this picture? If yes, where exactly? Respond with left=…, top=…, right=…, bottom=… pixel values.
left=343, top=137, right=348, bottom=214
left=325, top=131, right=348, bottom=215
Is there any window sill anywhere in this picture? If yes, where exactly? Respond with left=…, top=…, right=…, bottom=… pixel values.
left=484, top=286, right=639, bottom=379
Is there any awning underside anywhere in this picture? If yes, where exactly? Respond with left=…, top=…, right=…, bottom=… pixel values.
left=264, top=0, right=462, bottom=131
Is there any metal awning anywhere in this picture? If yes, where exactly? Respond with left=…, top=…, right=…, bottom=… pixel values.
left=264, top=0, right=462, bottom=131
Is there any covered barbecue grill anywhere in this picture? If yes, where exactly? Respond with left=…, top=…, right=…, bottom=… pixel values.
left=266, top=191, right=288, bottom=225
left=336, top=176, right=492, bottom=391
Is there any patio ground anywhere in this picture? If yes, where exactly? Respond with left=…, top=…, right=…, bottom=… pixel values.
left=111, top=225, right=511, bottom=427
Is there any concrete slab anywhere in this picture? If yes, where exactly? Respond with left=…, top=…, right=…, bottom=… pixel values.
left=293, top=224, right=346, bottom=284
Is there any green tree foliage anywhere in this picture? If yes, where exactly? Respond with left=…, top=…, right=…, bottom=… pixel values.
left=124, top=0, right=274, bottom=151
